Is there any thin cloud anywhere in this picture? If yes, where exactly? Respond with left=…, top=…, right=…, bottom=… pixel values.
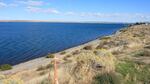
left=0, top=1, right=19, bottom=8
left=69, top=12, right=150, bottom=19
left=0, top=2, right=7, bottom=7
left=65, top=12, right=76, bottom=15
left=27, top=6, right=60, bottom=14
left=18, top=0, right=45, bottom=6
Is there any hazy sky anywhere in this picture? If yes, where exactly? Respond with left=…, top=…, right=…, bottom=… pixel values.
left=0, top=0, right=150, bottom=22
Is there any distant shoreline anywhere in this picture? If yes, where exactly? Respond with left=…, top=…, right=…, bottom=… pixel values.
left=0, top=20, right=131, bottom=24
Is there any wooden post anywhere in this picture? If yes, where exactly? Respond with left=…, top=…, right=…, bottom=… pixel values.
left=54, top=56, right=59, bottom=84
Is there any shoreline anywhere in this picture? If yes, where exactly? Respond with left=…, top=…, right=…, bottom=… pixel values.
left=0, top=25, right=125, bottom=75
left=0, top=38, right=103, bottom=74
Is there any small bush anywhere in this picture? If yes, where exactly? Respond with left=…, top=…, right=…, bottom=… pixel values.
left=63, top=55, right=72, bottom=61
left=0, top=64, right=12, bottom=71
left=37, top=66, right=46, bottom=71
left=72, top=50, right=80, bottom=55
left=63, top=57, right=68, bottom=61
left=100, top=36, right=111, bottom=40
left=93, top=51, right=99, bottom=55
left=112, top=50, right=123, bottom=55
left=133, top=49, right=150, bottom=57
left=93, top=72, right=122, bottom=84
left=144, top=45, right=150, bottom=49
left=60, top=51, right=66, bottom=55
left=39, top=71, right=47, bottom=76
left=37, top=63, right=53, bottom=71
left=46, top=54, right=55, bottom=58
left=66, top=55, right=71, bottom=58
left=83, top=45, right=93, bottom=50
left=40, top=78, right=51, bottom=84
left=46, top=63, right=53, bottom=69
left=96, top=44, right=103, bottom=49
left=119, top=29, right=127, bottom=32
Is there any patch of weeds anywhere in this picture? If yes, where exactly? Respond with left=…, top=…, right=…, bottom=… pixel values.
left=96, top=44, right=103, bottom=49
left=60, top=51, right=66, bottom=55
left=112, top=50, right=123, bottom=55
left=93, top=50, right=99, bottom=55
left=0, top=64, right=12, bottom=71
left=100, top=36, right=111, bottom=40
left=46, top=63, right=53, bottom=69
left=40, top=78, right=51, bottom=84
left=63, top=57, right=68, bottom=61
left=116, top=61, right=137, bottom=77
left=83, top=45, right=93, bottom=50
left=66, top=55, right=71, bottom=58
left=144, top=45, right=150, bottom=49
left=93, top=72, right=122, bottom=84
left=116, top=60, right=150, bottom=84
left=39, top=71, right=47, bottom=76
left=132, top=49, right=150, bottom=57
left=63, top=55, right=72, bottom=61
left=119, top=29, right=127, bottom=32
left=134, top=51, right=145, bottom=57
left=63, top=60, right=72, bottom=64
left=96, top=41, right=109, bottom=49
left=37, top=63, right=53, bottom=71
left=37, top=66, right=46, bottom=71
left=46, top=54, right=55, bottom=58
left=72, top=50, right=80, bottom=55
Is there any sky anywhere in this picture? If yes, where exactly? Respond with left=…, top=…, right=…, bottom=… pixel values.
left=0, top=0, right=150, bottom=22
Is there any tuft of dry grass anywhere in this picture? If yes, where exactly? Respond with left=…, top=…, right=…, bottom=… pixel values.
left=83, top=45, right=93, bottom=50
left=60, top=51, right=66, bottom=55
left=46, top=54, right=55, bottom=58
left=0, top=75, right=24, bottom=84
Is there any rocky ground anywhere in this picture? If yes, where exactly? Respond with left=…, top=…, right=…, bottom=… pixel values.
left=0, top=24, right=150, bottom=84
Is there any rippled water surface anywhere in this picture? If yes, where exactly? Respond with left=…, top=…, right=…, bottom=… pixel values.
left=0, top=22, right=126, bottom=65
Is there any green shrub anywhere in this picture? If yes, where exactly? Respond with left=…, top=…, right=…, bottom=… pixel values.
left=0, top=64, right=12, bottom=71
left=46, top=54, right=55, bottom=58
left=93, top=72, right=122, bottom=84
left=116, top=61, right=137, bottom=77
left=60, top=51, right=66, bottom=55
left=83, top=45, right=93, bottom=50
left=100, top=36, right=111, bottom=40
left=116, top=60, right=150, bottom=84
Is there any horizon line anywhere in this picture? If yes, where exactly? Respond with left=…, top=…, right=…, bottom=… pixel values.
left=0, top=20, right=137, bottom=23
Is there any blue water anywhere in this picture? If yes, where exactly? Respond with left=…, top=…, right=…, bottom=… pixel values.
left=0, top=22, right=126, bottom=65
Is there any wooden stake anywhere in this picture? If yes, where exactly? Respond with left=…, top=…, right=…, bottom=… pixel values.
left=54, top=56, right=59, bottom=84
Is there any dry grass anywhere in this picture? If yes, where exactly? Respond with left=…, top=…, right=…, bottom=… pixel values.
left=0, top=75, right=24, bottom=84
left=39, top=49, right=116, bottom=84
